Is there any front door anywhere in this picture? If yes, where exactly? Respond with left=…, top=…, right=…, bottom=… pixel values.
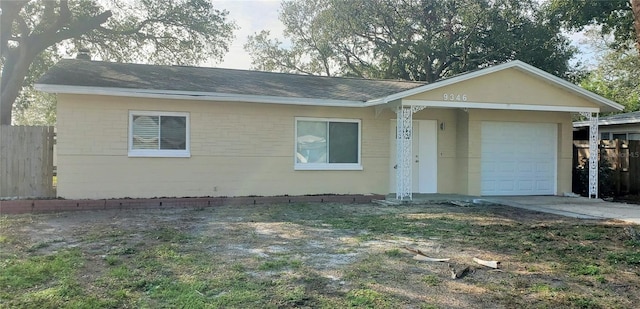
left=389, top=120, right=438, bottom=193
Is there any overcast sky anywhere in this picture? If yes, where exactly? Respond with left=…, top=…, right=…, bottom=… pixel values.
left=211, top=0, right=284, bottom=70
left=211, top=0, right=596, bottom=70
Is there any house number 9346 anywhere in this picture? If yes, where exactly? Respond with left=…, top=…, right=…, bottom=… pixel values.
left=443, top=93, right=468, bottom=101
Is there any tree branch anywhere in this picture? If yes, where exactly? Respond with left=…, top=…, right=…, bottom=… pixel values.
left=97, top=18, right=162, bottom=36
left=29, top=11, right=113, bottom=54
left=0, top=0, right=30, bottom=56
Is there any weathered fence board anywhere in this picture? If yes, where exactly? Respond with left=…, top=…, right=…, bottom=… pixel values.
left=0, top=125, right=55, bottom=198
left=574, top=140, right=640, bottom=195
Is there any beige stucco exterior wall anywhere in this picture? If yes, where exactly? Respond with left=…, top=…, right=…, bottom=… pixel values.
left=56, top=93, right=575, bottom=199
left=455, top=110, right=470, bottom=194
left=412, top=108, right=458, bottom=193
left=405, top=68, right=603, bottom=109
left=56, top=94, right=393, bottom=199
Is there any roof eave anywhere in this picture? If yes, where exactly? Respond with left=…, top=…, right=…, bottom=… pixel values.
left=34, top=84, right=367, bottom=108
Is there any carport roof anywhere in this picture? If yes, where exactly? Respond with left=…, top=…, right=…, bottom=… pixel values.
left=574, top=111, right=640, bottom=128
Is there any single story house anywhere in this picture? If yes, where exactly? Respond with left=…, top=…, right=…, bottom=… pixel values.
left=35, top=59, right=623, bottom=200
left=574, top=111, right=640, bottom=141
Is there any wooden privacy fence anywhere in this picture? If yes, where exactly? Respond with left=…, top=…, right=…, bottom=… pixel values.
left=574, top=140, right=640, bottom=195
left=0, top=125, right=55, bottom=198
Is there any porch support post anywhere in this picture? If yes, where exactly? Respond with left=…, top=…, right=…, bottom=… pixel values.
left=580, top=112, right=599, bottom=198
left=394, top=105, right=426, bottom=201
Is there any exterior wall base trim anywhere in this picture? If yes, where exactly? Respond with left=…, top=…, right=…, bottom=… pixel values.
left=0, top=194, right=385, bottom=215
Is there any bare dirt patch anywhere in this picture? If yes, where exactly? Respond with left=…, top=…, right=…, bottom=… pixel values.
left=1, top=202, right=639, bottom=308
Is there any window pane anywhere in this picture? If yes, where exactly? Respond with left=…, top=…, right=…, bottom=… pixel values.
left=612, top=133, right=627, bottom=141
left=297, top=121, right=327, bottom=163
left=329, top=122, right=358, bottom=163
left=600, top=132, right=610, bottom=140
left=132, top=115, right=159, bottom=149
left=160, top=116, right=187, bottom=150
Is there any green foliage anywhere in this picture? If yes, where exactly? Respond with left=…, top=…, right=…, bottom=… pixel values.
left=570, top=264, right=601, bottom=276
left=258, top=257, right=302, bottom=271
left=0, top=249, right=82, bottom=290
left=572, top=157, right=617, bottom=198
left=607, top=251, right=640, bottom=265
left=422, top=274, right=441, bottom=286
left=580, top=48, right=640, bottom=112
left=384, top=248, right=401, bottom=257
left=346, top=288, right=389, bottom=308
left=2, top=0, right=236, bottom=124
left=246, top=0, right=575, bottom=81
left=546, top=0, right=634, bottom=50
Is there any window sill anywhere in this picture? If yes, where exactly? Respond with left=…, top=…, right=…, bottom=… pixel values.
left=295, top=164, right=363, bottom=171
left=128, top=151, right=191, bottom=158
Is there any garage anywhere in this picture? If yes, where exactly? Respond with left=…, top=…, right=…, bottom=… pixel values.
left=481, top=122, right=557, bottom=195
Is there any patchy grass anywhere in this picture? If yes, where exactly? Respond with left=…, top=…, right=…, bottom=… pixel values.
left=1, top=203, right=639, bottom=308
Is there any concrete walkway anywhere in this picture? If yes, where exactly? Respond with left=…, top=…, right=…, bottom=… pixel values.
left=387, top=194, right=640, bottom=225
left=485, top=196, right=640, bottom=225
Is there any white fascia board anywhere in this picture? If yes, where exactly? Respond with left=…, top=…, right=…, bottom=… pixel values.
left=34, top=84, right=366, bottom=108
left=510, top=63, right=624, bottom=112
left=365, top=60, right=624, bottom=112
left=402, top=99, right=600, bottom=113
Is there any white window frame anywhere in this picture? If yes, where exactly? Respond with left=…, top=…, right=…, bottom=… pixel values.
left=128, top=110, right=190, bottom=158
left=294, top=117, right=362, bottom=170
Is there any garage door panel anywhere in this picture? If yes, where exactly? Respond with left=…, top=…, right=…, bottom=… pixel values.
left=481, top=122, right=557, bottom=196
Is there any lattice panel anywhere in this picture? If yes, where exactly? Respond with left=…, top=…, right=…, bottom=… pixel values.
left=580, top=112, right=599, bottom=198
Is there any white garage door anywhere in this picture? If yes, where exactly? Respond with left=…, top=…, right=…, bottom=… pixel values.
left=481, top=122, right=557, bottom=195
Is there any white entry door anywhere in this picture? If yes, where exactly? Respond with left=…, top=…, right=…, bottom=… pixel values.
left=481, top=122, right=557, bottom=195
left=389, top=120, right=438, bottom=193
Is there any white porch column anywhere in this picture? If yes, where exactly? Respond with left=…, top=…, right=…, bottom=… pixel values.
left=580, top=112, right=599, bottom=198
left=395, top=105, right=426, bottom=201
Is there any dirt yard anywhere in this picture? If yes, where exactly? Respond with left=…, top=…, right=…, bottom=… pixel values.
left=1, top=202, right=639, bottom=308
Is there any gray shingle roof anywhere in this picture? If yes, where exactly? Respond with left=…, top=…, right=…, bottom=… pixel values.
left=36, top=59, right=426, bottom=102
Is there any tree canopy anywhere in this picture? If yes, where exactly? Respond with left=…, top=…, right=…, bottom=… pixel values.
left=1, top=0, right=236, bottom=125
left=546, top=0, right=637, bottom=51
left=579, top=35, right=640, bottom=113
left=245, top=0, right=576, bottom=82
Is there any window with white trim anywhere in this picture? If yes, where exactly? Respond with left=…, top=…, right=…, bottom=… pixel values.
left=128, top=111, right=190, bottom=157
left=295, top=117, right=361, bottom=170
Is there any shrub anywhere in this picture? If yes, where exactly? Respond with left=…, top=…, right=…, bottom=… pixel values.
left=573, top=156, right=616, bottom=198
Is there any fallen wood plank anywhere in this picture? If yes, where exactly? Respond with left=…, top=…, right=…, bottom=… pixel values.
left=413, top=255, right=450, bottom=262
left=403, top=246, right=450, bottom=262
left=473, top=257, right=500, bottom=269
left=403, top=246, right=428, bottom=256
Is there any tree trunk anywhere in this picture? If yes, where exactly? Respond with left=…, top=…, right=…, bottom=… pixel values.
left=1, top=46, right=39, bottom=125
left=632, top=0, right=640, bottom=56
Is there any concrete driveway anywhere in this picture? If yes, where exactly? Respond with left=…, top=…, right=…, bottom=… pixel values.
left=487, top=196, right=640, bottom=225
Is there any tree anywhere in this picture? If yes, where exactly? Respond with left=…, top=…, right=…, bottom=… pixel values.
left=1, top=0, right=236, bottom=125
left=546, top=0, right=637, bottom=51
left=634, top=0, right=640, bottom=53
left=245, top=0, right=576, bottom=82
left=580, top=48, right=640, bottom=112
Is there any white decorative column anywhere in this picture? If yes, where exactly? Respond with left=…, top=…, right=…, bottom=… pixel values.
left=580, top=112, right=599, bottom=198
left=395, top=105, right=426, bottom=201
